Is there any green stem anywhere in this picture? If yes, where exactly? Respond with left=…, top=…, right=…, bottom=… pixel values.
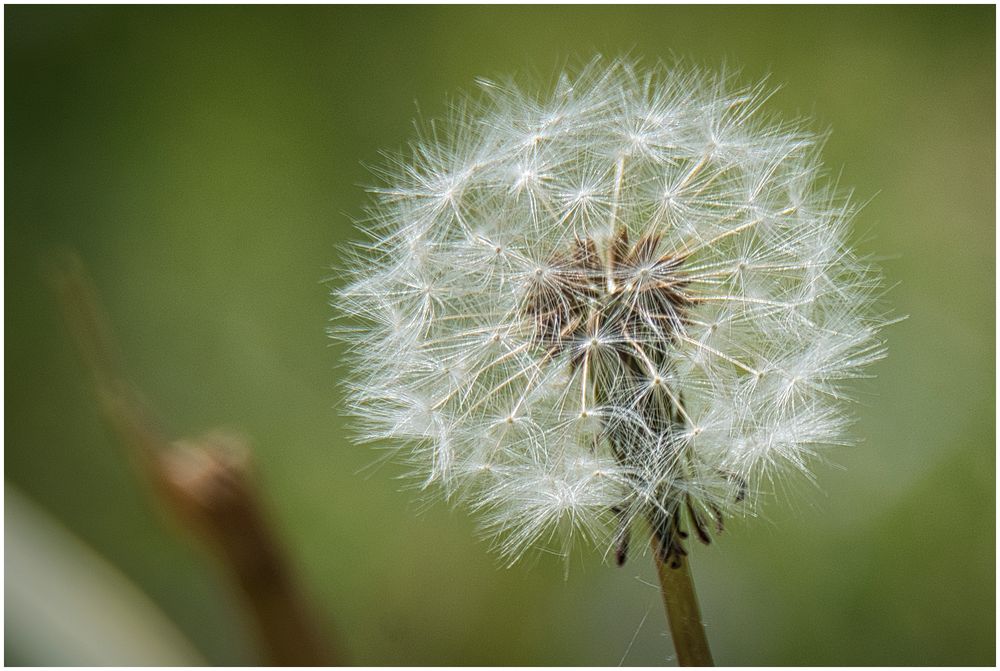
left=652, top=540, right=714, bottom=666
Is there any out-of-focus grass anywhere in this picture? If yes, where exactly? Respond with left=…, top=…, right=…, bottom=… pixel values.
left=5, top=6, right=994, bottom=665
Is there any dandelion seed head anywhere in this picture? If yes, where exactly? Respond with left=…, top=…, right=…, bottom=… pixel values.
left=334, top=57, right=889, bottom=565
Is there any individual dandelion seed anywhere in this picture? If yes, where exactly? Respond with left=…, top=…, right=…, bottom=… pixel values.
left=333, top=57, right=889, bottom=665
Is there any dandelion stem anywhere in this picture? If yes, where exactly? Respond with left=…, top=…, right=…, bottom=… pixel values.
left=651, top=539, right=714, bottom=666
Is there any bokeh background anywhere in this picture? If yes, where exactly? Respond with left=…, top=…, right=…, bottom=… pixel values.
left=5, top=5, right=995, bottom=666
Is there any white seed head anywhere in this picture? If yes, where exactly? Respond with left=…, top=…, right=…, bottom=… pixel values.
left=333, top=58, right=889, bottom=565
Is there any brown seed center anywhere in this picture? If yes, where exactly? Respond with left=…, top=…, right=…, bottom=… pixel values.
left=523, top=228, right=721, bottom=567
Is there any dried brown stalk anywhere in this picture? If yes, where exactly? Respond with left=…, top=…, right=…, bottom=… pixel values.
left=50, top=251, right=338, bottom=666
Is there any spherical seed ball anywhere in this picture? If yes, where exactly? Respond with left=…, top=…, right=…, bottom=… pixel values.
left=334, top=58, right=888, bottom=564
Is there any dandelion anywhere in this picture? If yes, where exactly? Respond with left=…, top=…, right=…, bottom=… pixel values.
left=333, top=57, right=888, bottom=664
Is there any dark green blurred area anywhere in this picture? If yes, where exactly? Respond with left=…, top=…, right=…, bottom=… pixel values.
left=5, top=5, right=994, bottom=665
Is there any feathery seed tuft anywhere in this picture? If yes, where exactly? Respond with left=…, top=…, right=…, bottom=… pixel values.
left=334, top=58, right=888, bottom=565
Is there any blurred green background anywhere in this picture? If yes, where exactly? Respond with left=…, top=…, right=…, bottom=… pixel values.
left=5, top=5, right=994, bottom=666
